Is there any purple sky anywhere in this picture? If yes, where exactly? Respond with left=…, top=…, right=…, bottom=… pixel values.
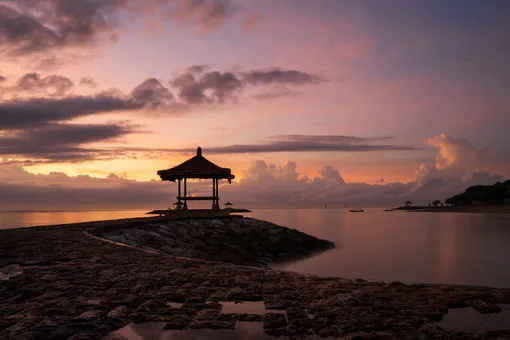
left=0, top=0, right=509, bottom=209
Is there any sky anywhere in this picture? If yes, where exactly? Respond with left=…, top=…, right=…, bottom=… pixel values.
left=0, top=0, right=509, bottom=210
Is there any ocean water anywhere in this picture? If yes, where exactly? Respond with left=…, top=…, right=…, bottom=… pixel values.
left=1, top=208, right=510, bottom=288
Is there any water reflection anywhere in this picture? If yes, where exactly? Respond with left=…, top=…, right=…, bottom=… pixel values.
left=220, top=302, right=285, bottom=315
left=437, top=305, right=510, bottom=332
left=249, top=208, right=510, bottom=288
left=3, top=208, right=510, bottom=287
left=109, top=322, right=280, bottom=340
left=0, top=210, right=148, bottom=230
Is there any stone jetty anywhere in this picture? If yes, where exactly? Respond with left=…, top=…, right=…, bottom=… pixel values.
left=97, top=217, right=335, bottom=267
left=1, top=216, right=510, bottom=339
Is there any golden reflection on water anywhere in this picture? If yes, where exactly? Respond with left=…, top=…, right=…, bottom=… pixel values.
left=0, top=210, right=148, bottom=229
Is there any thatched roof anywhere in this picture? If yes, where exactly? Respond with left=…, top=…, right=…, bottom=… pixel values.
left=157, top=147, right=235, bottom=182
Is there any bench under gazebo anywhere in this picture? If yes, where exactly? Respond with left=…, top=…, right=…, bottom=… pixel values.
left=156, top=147, right=235, bottom=210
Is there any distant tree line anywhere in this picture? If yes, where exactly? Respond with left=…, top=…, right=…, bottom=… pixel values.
left=444, top=180, right=510, bottom=206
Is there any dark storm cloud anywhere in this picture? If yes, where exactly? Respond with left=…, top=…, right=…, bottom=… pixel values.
left=158, top=134, right=420, bottom=154
left=241, top=68, right=324, bottom=86
left=0, top=123, right=139, bottom=162
left=14, top=72, right=74, bottom=95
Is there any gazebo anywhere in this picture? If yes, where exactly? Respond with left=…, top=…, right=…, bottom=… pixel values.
left=157, top=147, right=235, bottom=210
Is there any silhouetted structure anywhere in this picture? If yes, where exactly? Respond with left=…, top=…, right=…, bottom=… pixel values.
left=157, top=147, right=235, bottom=210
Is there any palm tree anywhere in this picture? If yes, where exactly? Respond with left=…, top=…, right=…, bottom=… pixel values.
left=432, top=200, right=441, bottom=207
left=405, top=201, right=412, bottom=208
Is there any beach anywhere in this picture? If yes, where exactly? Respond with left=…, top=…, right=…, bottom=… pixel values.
left=1, top=216, right=510, bottom=339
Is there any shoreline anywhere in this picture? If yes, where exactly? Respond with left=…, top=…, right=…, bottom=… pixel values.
left=393, top=205, right=510, bottom=214
left=1, top=216, right=510, bottom=339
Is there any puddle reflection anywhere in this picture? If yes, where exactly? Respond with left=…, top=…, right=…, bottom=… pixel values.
left=437, top=305, right=510, bottom=333
left=108, top=321, right=280, bottom=340
left=220, top=302, right=285, bottom=315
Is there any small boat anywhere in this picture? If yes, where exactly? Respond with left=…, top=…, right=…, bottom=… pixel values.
left=350, top=209, right=364, bottom=213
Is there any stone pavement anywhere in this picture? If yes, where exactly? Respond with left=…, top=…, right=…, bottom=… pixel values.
left=1, top=217, right=510, bottom=340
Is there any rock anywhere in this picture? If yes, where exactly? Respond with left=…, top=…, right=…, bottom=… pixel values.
left=73, top=310, right=103, bottom=321
left=420, top=304, right=447, bottom=322
left=163, top=314, right=193, bottom=330
left=107, top=306, right=131, bottom=320
left=446, top=300, right=469, bottom=309
left=345, top=331, right=370, bottom=339
left=471, top=300, right=502, bottom=314
left=194, top=309, right=219, bottom=320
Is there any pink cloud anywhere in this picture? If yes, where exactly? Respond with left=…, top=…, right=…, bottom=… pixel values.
left=0, top=133, right=505, bottom=209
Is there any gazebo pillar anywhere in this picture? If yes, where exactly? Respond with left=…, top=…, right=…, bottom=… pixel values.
left=183, top=178, right=188, bottom=210
left=215, top=178, right=219, bottom=209
left=177, top=178, right=182, bottom=209
left=211, top=178, right=216, bottom=209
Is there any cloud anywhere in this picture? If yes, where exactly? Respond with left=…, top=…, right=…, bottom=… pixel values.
left=0, top=123, right=141, bottom=163
left=219, top=133, right=504, bottom=206
left=13, top=72, right=74, bottom=96
left=169, top=70, right=242, bottom=105
left=251, top=88, right=300, bottom=100
left=131, top=78, right=174, bottom=109
left=158, top=135, right=420, bottom=154
left=0, top=134, right=505, bottom=209
left=167, top=67, right=325, bottom=105
left=243, top=11, right=264, bottom=30
left=163, top=0, right=239, bottom=31
left=186, top=64, right=210, bottom=73
left=413, top=133, right=491, bottom=192
left=0, top=94, right=137, bottom=130
left=0, top=0, right=121, bottom=57
left=0, top=75, right=7, bottom=82
left=241, top=68, right=324, bottom=86
left=0, top=164, right=170, bottom=210
left=0, top=66, right=324, bottom=132
left=0, top=0, right=243, bottom=63
left=80, top=77, right=97, bottom=88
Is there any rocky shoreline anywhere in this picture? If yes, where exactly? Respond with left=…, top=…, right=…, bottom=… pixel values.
left=1, top=216, right=510, bottom=339
left=96, top=217, right=335, bottom=267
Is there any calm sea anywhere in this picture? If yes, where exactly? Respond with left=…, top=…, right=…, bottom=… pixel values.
left=2, top=208, right=510, bottom=288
